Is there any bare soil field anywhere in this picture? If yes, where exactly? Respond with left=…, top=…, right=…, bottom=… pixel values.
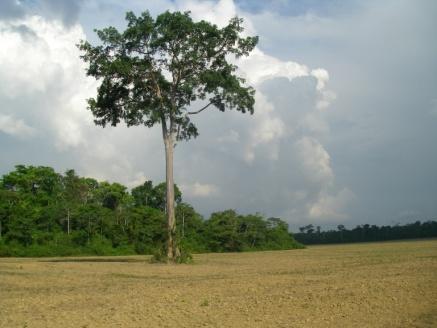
left=1, top=239, right=436, bottom=328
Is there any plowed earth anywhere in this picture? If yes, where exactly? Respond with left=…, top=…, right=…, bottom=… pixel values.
left=1, top=239, right=436, bottom=327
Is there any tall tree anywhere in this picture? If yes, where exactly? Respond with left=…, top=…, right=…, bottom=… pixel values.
left=131, top=180, right=154, bottom=207
left=79, top=10, right=258, bottom=261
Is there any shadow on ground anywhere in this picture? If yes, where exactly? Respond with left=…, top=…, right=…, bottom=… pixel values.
left=41, top=258, right=148, bottom=263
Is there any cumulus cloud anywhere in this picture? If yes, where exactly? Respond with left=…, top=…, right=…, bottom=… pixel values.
left=170, top=1, right=350, bottom=223
left=243, top=91, right=285, bottom=163
left=1, top=0, right=360, bottom=228
left=238, top=48, right=310, bottom=85
left=295, top=137, right=333, bottom=185
left=0, top=16, right=96, bottom=147
left=0, top=15, right=164, bottom=186
left=308, top=188, right=355, bottom=221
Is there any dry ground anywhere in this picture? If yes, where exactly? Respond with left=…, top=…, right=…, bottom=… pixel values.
left=1, top=239, right=436, bottom=328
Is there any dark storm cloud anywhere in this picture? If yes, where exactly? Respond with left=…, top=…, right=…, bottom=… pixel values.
left=245, top=0, right=437, bottom=227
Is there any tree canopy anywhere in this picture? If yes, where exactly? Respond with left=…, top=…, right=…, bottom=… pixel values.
left=78, top=10, right=258, bottom=140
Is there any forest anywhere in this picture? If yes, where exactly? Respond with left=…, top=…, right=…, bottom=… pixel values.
left=294, top=221, right=437, bottom=245
left=1, top=165, right=435, bottom=257
left=0, top=165, right=302, bottom=257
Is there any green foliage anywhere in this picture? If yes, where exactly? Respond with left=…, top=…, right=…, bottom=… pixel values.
left=203, top=210, right=303, bottom=252
left=176, top=203, right=207, bottom=252
left=94, top=181, right=128, bottom=210
left=0, top=165, right=304, bottom=257
left=205, top=210, right=242, bottom=252
left=131, top=180, right=154, bottom=207
left=132, top=182, right=182, bottom=210
left=149, top=249, right=168, bottom=264
left=177, top=249, right=193, bottom=264
left=150, top=247, right=193, bottom=264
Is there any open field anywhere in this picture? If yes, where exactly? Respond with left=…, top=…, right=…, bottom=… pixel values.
left=1, top=240, right=436, bottom=328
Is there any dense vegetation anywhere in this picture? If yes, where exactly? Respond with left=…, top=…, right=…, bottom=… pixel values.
left=0, top=165, right=302, bottom=257
left=294, top=221, right=437, bottom=245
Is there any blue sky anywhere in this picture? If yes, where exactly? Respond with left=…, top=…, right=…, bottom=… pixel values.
left=1, top=0, right=436, bottom=230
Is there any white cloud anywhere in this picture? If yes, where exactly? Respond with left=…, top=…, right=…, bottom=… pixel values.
left=0, top=114, right=35, bottom=137
left=0, top=16, right=96, bottom=148
left=236, top=48, right=336, bottom=114
left=308, top=188, right=355, bottom=221
left=172, top=0, right=337, bottom=175
left=310, top=69, right=337, bottom=110
left=232, top=49, right=336, bottom=164
left=177, top=0, right=235, bottom=25
left=181, top=182, right=220, bottom=198
left=243, top=92, right=286, bottom=163
left=125, top=171, right=149, bottom=189
left=316, top=89, right=336, bottom=110
left=0, top=15, right=163, bottom=187
left=295, top=136, right=333, bottom=185
left=310, top=68, right=329, bottom=91
left=237, top=48, right=310, bottom=86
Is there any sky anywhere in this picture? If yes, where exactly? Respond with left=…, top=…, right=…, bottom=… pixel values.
left=1, top=0, right=436, bottom=231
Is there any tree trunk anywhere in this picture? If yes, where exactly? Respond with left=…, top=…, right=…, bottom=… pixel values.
left=88, top=217, right=91, bottom=244
left=67, top=208, right=70, bottom=235
left=164, top=133, right=180, bottom=261
left=182, top=211, right=185, bottom=238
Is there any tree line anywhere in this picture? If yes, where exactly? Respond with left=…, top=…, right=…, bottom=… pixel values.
left=294, top=221, right=437, bottom=245
left=0, top=165, right=302, bottom=257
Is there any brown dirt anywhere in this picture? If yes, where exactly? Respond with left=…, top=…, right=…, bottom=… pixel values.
left=1, top=239, right=436, bottom=328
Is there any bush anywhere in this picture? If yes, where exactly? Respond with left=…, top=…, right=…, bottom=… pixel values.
left=85, top=236, right=114, bottom=255
left=150, top=246, right=193, bottom=264
left=178, top=238, right=207, bottom=254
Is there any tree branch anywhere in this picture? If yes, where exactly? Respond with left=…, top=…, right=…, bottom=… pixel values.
left=187, top=102, right=213, bottom=115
